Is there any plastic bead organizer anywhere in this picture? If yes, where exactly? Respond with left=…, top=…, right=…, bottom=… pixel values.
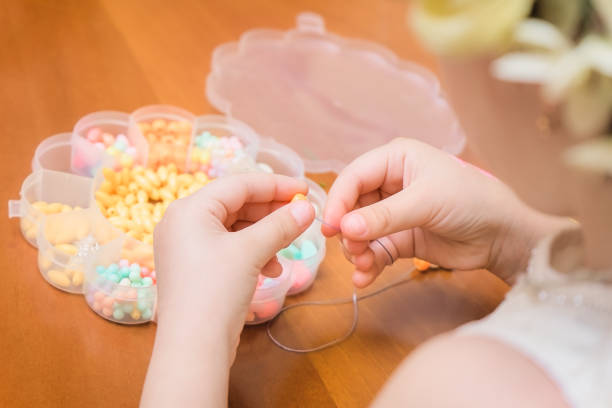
left=9, top=13, right=465, bottom=328
left=9, top=106, right=327, bottom=325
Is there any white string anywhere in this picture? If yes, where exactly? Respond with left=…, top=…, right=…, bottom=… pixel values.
left=266, top=216, right=416, bottom=353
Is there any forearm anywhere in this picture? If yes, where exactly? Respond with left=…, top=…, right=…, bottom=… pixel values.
left=140, top=319, right=232, bottom=408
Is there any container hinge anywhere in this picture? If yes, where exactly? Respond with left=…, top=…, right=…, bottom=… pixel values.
left=8, top=200, right=23, bottom=218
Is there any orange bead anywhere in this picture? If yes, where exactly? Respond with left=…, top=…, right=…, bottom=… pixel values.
left=413, top=258, right=432, bottom=271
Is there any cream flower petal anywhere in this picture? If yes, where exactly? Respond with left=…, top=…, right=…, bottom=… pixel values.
left=514, top=18, right=569, bottom=51
left=562, top=77, right=612, bottom=138
left=578, top=36, right=612, bottom=77
left=564, top=136, right=612, bottom=174
left=542, top=49, right=591, bottom=103
left=593, top=0, right=612, bottom=35
left=491, top=52, right=555, bottom=83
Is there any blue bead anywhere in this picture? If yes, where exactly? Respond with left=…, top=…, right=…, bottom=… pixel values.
left=119, top=267, right=130, bottom=279
left=122, top=303, right=134, bottom=313
left=300, top=240, right=318, bottom=259
left=106, top=264, right=119, bottom=274
left=130, top=263, right=141, bottom=273
left=96, top=265, right=106, bottom=275
left=137, top=299, right=150, bottom=311
left=142, top=277, right=153, bottom=287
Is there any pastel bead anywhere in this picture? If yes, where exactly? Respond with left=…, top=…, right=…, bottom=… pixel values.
left=102, top=307, right=113, bottom=317
left=96, top=265, right=106, bottom=275
left=107, top=264, right=119, bottom=274
left=71, top=271, right=84, bottom=286
left=291, top=193, right=307, bottom=202
left=47, top=270, right=70, bottom=287
left=94, top=291, right=105, bottom=301
left=55, top=243, right=77, bottom=256
left=39, top=255, right=53, bottom=270
left=130, top=309, right=141, bottom=320
left=112, top=308, right=125, bottom=320
left=129, top=270, right=141, bottom=282
left=122, top=303, right=134, bottom=313
left=141, top=277, right=153, bottom=287
left=300, top=240, right=318, bottom=259
left=102, top=296, right=115, bottom=308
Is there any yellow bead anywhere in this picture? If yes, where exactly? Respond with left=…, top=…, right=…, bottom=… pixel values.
left=291, top=193, right=307, bottom=202
left=47, top=270, right=70, bottom=287
left=71, top=270, right=84, bottom=286
left=55, top=243, right=77, bottom=256
left=130, top=308, right=141, bottom=320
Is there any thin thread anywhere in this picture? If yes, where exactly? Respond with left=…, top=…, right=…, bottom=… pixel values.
left=266, top=217, right=414, bottom=353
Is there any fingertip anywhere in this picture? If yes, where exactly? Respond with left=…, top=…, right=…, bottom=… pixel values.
left=353, top=251, right=374, bottom=271
left=352, top=270, right=375, bottom=288
left=288, top=200, right=315, bottom=229
left=341, top=212, right=368, bottom=238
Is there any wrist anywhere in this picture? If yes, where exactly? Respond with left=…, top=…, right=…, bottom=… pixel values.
left=490, top=204, right=576, bottom=284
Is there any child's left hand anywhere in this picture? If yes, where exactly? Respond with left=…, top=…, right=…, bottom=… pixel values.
left=153, top=173, right=314, bottom=355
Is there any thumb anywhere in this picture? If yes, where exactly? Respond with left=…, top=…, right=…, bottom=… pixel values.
left=340, top=182, right=431, bottom=241
left=239, top=200, right=315, bottom=267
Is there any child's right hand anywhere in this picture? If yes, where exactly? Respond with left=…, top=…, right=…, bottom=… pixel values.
left=323, top=138, right=571, bottom=288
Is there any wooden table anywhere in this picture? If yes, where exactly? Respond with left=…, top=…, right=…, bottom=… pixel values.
left=0, top=1, right=508, bottom=406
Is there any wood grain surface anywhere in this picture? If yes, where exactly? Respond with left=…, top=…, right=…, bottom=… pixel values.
left=0, top=1, right=508, bottom=407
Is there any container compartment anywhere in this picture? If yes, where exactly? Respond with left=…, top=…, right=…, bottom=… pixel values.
left=71, top=111, right=136, bottom=177
left=37, top=208, right=121, bottom=294
left=84, top=236, right=156, bottom=324
left=245, top=259, right=293, bottom=325
left=31, top=133, right=73, bottom=173
left=9, top=170, right=94, bottom=247
left=186, top=114, right=260, bottom=176
left=129, top=105, right=195, bottom=171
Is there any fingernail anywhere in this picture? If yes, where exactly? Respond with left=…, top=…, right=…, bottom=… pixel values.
left=344, top=213, right=367, bottom=236
left=289, top=200, right=313, bottom=227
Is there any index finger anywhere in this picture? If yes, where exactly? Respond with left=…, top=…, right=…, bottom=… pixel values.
left=187, top=173, right=308, bottom=222
left=322, top=144, right=404, bottom=236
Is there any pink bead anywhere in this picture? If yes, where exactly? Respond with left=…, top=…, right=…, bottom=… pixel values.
left=92, top=301, right=102, bottom=312
left=251, top=300, right=281, bottom=319
left=150, top=270, right=156, bottom=279
left=140, top=267, right=150, bottom=277
left=126, top=146, right=137, bottom=157
left=291, top=261, right=312, bottom=290
left=102, top=296, right=115, bottom=308
left=118, top=259, right=129, bottom=268
left=86, top=127, right=102, bottom=142
left=94, top=142, right=105, bottom=150
left=102, top=307, right=113, bottom=317
left=72, top=153, right=86, bottom=169
left=116, top=134, right=128, bottom=144
left=102, top=132, right=115, bottom=147
left=94, top=291, right=105, bottom=301
left=126, top=289, right=137, bottom=300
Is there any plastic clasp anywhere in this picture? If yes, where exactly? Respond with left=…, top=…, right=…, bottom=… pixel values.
left=8, top=200, right=23, bottom=218
left=296, top=12, right=325, bottom=34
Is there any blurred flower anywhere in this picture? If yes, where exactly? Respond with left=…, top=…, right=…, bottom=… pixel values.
left=492, top=18, right=612, bottom=138
left=564, top=136, right=612, bottom=174
left=411, top=0, right=534, bottom=56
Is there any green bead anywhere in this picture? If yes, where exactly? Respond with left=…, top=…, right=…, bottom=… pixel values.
left=300, top=240, right=318, bottom=259
left=122, top=303, right=134, bottom=313
left=129, top=270, right=141, bottom=282
left=113, top=308, right=125, bottom=320
left=142, top=308, right=153, bottom=320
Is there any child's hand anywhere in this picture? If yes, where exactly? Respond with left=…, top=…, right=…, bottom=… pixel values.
left=323, top=138, right=569, bottom=288
left=153, top=173, right=314, bottom=349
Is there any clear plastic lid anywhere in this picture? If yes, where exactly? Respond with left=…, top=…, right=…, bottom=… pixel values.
left=206, top=12, right=465, bottom=173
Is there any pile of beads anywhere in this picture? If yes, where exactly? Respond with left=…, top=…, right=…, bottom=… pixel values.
left=279, top=240, right=319, bottom=293
left=138, top=119, right=192, bottom=170
left=245, top=275, right=286, bottom=324
left=84, top=128, right=138, bottom=169
left=95, top=165, right=210, bottom=245
left=39, top=240, right=91, bottom=290
left=86, top=260, right=156, bottom=323
left=20, top=201, right=77, bottom=243
left=188, top=131, right=248, bottom=177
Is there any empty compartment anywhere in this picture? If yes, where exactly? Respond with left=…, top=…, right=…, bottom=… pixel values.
left=31, top=133, right=73, bottom=173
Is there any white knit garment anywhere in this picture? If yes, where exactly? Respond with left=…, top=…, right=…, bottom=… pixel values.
left=458, top=230, right=612, bottom=408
